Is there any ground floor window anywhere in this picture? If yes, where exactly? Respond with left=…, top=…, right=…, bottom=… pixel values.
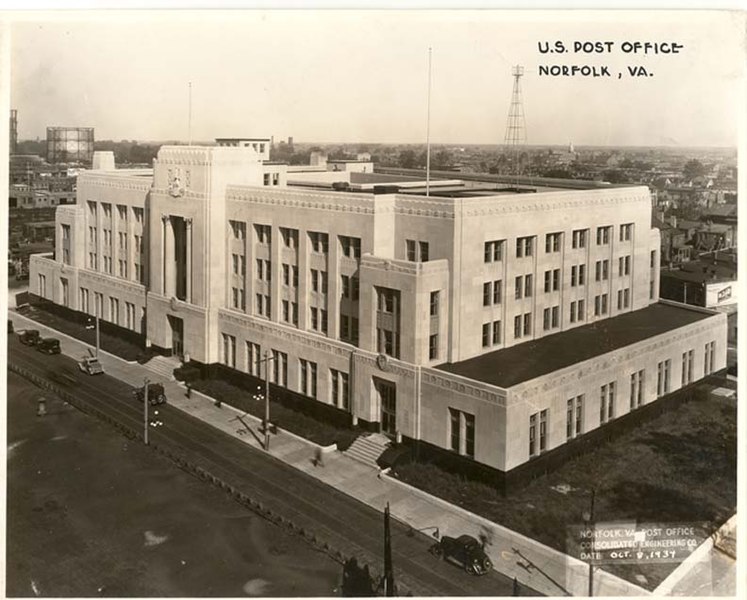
left=704, top=341, right=715, bottom=376
left=566, top=395, right=584, bottom=440
left=529, top=409, right=548, bottom=457
left=681, top=349, right=694, bottom=386
left=299, top=359, right=318, bottom=399
left=330, top=369, right=350, bottom=410
left=599, top=381, right=616, bottom=424
left=222, top=333, right=236, bottom=368
left=630, top=369, right=645, bottom=409
left=448, top=408, right=475, bottom=459
left=657, top=359, right=671, bottom=397
left=272, top=349, right=288, bottom=387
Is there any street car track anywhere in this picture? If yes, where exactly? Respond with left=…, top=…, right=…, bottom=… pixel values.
left=9, top=338, right=531, bottom=596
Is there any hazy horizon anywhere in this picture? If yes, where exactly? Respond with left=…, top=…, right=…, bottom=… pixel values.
left=10, top=11, right=744, bottom=148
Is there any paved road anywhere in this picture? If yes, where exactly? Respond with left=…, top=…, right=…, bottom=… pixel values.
left=8, top=336, right=534, bottom=597
left=7, top=370, right=341, bottom=597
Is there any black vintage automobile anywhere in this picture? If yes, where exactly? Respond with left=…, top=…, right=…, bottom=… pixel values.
left=430, top=534, right=493, bottom=576
left=36, top=338, right=61, bottom=355
left=134, top=383, right=167, bottom=406
left=19, top=329, right=41, bottom=346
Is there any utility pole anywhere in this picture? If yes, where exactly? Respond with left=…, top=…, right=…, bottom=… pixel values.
left=383, top=502, right=395, bottom=596
left=95, top=311, right=100, bottom=358
left=583, top=488, right=596, bottom=597
left=143, top=378, right=150, bottom=446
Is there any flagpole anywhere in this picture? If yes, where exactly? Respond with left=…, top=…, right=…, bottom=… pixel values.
left=188, top=81, right=192, bottom=146
left=425, top=47, right=432, bottom=197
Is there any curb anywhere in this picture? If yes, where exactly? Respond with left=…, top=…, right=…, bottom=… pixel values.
left=10, top=310, right=139, bottom=364
left=9, top=362, right=410, bottom=596
left=381, top=469, right=650, bottom=597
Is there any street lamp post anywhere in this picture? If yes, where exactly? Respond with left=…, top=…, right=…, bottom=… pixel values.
left=143, top=378, right=150, bottom=446
left=582, top=488, right=596, bottom=597
left=257, top=350, right=275, bottom=451
left=95, top=312, right=100, bottom=357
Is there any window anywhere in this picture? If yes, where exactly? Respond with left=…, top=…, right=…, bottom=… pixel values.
left=567, top=395, right=584, bottom=440
left=570, top=301, right=577, bottom=323
left=578, top=264, right=586, bottom=285
left=377, top=287, right=398, bottom=314
left=577, top=299, right=585, bottom=321
left=255, top=293, right=270, bottom=318
left=572, top=229, right=587, bottom=249
left=543, top=306, right=559, bottom=331
left=596, top=226, right=611, bottom=245
left=340, top=235, right=362, bottom=259
left=292, top=266, right=299, bottom=288
left=523, top=312, right=532, bottom=336
left=377, top=328, right=400, bottom=358
left=330, top=369, right=350, bottom=410
left=529, top=413, right=537, bottom=457
left=230, top=220, right=246, bottom=240
left=484, top=240, right=504, bottom=263
left=311, top=269, right=319, bottom=292
left=231, top=287, right=245, bottom=310
left=482, top=323, right=491, bottom=348
left=282, top=300, right=290, bottom=323
left=406, top=239, right=429, bottom=262
left=271, top=350, right=288, bottom=387
left=283, top=264, right=290, bottom=286
left=620, top=223, right=633, bottom=241
left=133, top=207, right=143, bottom=224
left=545, top=232, right=561, bottom=253
left=514, top=315, right=522, bottom=339
left=256, top=259, right=271, bottom=282
left=449, top=408, right=476, bottom=459
left=630, top=370, right=645, bottom=409
left=492, top=320, right=501, bottom=344
left=232, top=254, right=240, bottom=274
left=618, top=255, right=631, bottom=277
left=299, top=359, right=318, bottom=398
left=79, top=288, right=90, bottom=313
left=280, top=227, right=298, bottom=249
left=656, top=359, right=671, bottom=397
left=704, top=341, right=715, bottom=376
left=539, top=410, right=548, bottom=452
left=309, top=231, right=328, bottom=253
left=595, top=260, right=609, bottom=281
left=430, top=291, right=440, bottom=316
left=514, top=313, right=532, bottom=338
left=222, top=333, right=236, bottom=368
left=492, top=280, right=502, bottom=304
left=246, top=342, right=261, bottom=376
left=255, top=224, right=271, bottom=244
left=599, top=382, right=616, bottom=424
left=483, top=282, right=491, bottom=306
left=429, top=334, right=439, bottom=360
left=516, top=236, right=534, bottom=258
left=544, top=269, right=560, bottom=293
left=650, top=250, right=657, bottom=269
left=310, top=307, right=319, bottom=331
left=516, top=274, right=533, bottom=299
left=594, top=294, right=608, bottom=316
left=125, top=302, right=136, bottom=330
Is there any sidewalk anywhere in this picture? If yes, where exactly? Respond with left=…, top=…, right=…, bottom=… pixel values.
left=9, top=310, right=651, bottom=597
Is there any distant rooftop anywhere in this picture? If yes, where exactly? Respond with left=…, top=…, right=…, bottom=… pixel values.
left=436, top=303, right=713, bottom=388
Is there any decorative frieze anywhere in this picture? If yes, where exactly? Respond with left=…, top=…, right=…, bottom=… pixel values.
left=421, top=371, right=507, bottom=406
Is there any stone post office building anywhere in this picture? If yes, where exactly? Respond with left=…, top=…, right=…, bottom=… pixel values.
left=30, top=144, right=726, bottom=483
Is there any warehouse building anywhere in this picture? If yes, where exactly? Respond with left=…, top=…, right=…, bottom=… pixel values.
left=29, top=144, right=726, bottom=483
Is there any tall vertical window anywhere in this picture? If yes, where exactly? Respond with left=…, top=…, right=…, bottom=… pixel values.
left=567, top=395, right=584, bottom=440
left=272, top=350, right=288, bottom=387
left=657, top=359, right=671, bottom=397
left=430, top=291, right=440, bottom=316
left=599, top=382, right=616, bottom=424
left=449, top=408, right=476, bottom=459
left=245, top=342, right=261, bottom=376
left=330, top=369, right=350, bottom=410
left=429, top=334, right=439, bottom=360
left=230, top=220, right=246, bottom=240
left=630, top=370, right=645, bottom=409
left=280, top=227, right=299, bottom=249
left=704, top=341, right=716, bottom=376
left=299, top=359, right=318, bottom=398
left=222, top=333, right=236, bottom=368
left=620, top=223, right=633, bottom=241
left=405, top=239, right=429, bottom=262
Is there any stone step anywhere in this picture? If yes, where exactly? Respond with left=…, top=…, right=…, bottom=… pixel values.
left=344, top=434, right=391, bottom=469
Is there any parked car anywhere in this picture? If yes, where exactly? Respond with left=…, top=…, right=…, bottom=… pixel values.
left=36, top=338, right=61, bottom=355
left=430, top=534, right=493, bottom=576
left=19, top=329, right=41, bottom=346
left=78, top=356, right=104, bottom=375
left=134, top=383, right=167, bottom=406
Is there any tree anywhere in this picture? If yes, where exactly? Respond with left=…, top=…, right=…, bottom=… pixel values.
left=683, top=159, right=706, bottom=181
left=398, top=149, right=417, bottom=169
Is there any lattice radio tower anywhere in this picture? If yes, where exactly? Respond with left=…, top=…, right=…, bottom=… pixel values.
left=503, top=65, right=527, bottom=177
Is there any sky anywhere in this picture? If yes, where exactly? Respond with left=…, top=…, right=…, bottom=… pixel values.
left=8, top=10, right=746, bottom=147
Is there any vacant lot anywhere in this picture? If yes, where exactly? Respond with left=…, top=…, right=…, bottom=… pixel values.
left=7, top=370, right=341, bottom=597
left=393, top=390, right=736, bottom=590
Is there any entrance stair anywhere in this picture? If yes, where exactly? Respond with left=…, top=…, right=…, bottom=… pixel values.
left=143, top=354, right=182, bottom=382
left=343, top=433, right=391, bottom=469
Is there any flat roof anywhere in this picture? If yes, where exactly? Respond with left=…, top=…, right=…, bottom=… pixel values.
left=436, top=303, right=713, bottom=388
